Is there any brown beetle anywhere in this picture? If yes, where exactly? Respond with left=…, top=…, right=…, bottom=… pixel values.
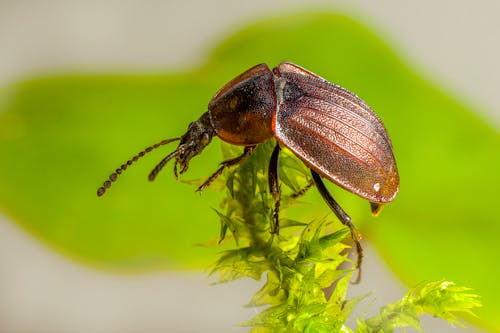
left=97, top=62, right=399, bottom=279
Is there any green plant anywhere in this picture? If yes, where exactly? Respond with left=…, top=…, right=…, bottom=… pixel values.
left=209, top=141, right=481, bottom=332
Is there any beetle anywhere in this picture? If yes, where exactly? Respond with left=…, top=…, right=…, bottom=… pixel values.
left=97, top=62, right=399, bottom=279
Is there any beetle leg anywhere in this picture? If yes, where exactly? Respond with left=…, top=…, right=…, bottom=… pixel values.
left=311, top=170, right=363, bottom=283
left=291, top=179, right=314, bottom=199
left=268, top=144, right=281, bottom=234
left=197, top=146, right=256, bottom=192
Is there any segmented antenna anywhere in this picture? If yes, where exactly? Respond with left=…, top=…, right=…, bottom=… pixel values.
left=97, top=137, right=181, bottom=197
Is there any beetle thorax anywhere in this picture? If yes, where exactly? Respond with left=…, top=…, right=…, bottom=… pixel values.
left=208, top=64, right=276, bottom=145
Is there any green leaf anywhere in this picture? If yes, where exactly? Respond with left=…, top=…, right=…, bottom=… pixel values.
left=211, top=247, right=269, bottom=283
left=410, top=280, right=482, bottom=323
left=357, top=280, right=481, bottom=333
left=247, top=271, right=285, bottom=307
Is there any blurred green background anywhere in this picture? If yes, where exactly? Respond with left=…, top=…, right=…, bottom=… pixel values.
left=0, top=1, right=498, bottom=333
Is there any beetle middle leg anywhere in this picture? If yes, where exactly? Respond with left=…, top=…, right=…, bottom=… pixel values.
left=311, top=170, right=363, bottom=283
left=268, top=144, right=281, bottom=234
left=197, top=145, right=255, bottom=192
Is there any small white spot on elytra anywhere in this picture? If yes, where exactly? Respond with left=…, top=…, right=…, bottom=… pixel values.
left=373, top=183, right=381, bottom=192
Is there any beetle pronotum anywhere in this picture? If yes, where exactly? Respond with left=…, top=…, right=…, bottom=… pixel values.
left=97, top=62, right=400, bottom=281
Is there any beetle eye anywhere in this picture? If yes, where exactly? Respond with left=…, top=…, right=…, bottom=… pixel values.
left=201, top=132, right=210, bottom=145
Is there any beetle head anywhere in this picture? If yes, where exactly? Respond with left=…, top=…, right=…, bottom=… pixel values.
left=149, top=112, right=215, bottom=181
left=97, top=112, right=214, bottom=197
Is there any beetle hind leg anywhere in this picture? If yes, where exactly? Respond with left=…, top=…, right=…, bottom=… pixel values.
left=197, top=146, right=255, bottom=192
left=311, top=170, right=363, bottom=283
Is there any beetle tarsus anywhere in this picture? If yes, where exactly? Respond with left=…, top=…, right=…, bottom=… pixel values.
left=271, top=198, right=281, bottom=234
left=197, top=146, right=255, bottom=192
left=350, top=231, right=363, bottom=284
left=197, top=165, right=224, bottom=192
left=342, top=218, right=364, bottom=284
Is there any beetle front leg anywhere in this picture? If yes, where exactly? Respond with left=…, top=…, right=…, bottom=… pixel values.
left=268, top=144, right=281, bottom=234
left=311, top=170, right=363, bottom=283
left=197, top=145, right=255, bottom=192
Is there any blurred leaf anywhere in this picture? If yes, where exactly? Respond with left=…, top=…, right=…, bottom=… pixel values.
left=0, top=11, right=498, bottom=330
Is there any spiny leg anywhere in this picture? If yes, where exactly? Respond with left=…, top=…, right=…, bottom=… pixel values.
left=268, top=144, right=281, bottom=234
left=197, top=146, right=256, bottom=192
left=311, top=170, right=363, bottom=283
left=290, top=179, right=314, bottom=199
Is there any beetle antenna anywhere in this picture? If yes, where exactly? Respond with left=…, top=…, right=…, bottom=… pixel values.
left=148, top=149, right=182, bottom=181
left=97, top=137, right=181, bottom=197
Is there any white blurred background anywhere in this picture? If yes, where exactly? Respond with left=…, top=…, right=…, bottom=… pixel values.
left=1, top=1, right=498, bottom=332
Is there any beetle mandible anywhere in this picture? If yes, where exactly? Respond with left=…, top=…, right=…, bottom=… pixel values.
left=97, top=62, right=400, bottom=279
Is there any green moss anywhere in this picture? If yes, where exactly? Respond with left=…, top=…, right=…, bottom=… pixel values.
left=210, top=141, right=481, bottom=332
